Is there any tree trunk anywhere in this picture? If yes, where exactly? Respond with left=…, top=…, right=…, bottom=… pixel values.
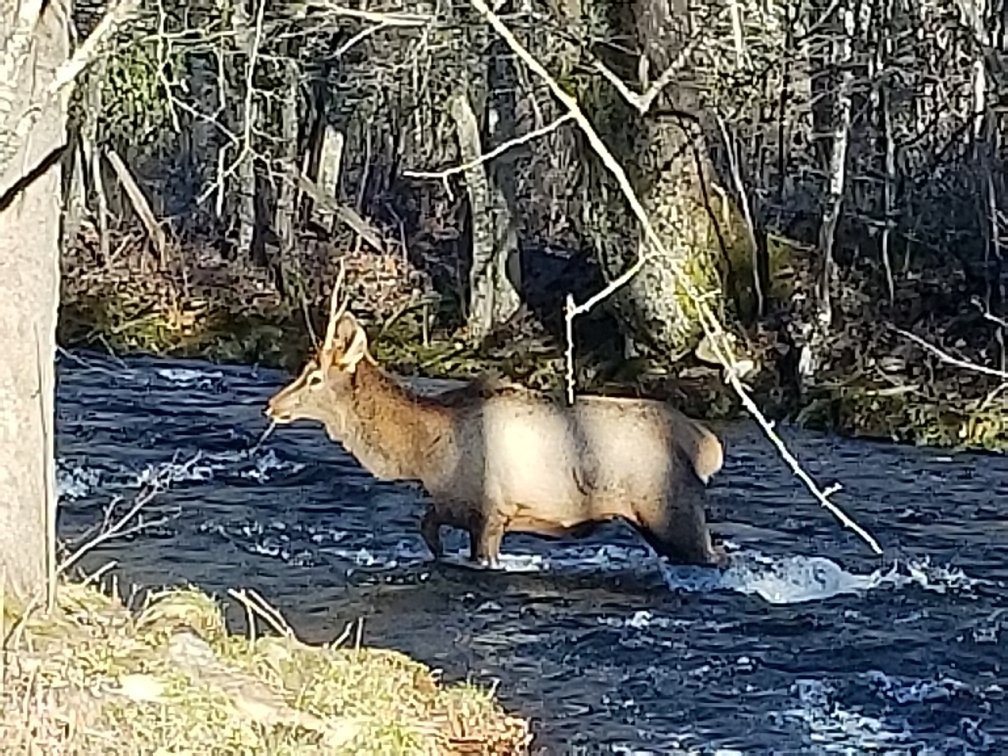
left=577, top=0, right=752, bottom=360
left=0, top=3, right=69, bottom=600
left=273, top=57, right=302, bottom=302
left=449, top=92, right=521, bottom=342
left=482, top=17, right=523, bottom=320
left=230, top=0, right=257, bottom=259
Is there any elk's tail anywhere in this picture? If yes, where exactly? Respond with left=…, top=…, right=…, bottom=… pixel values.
left=668, top=408, right=724, bottom=485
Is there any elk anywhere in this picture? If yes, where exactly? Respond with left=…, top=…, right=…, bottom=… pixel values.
left=265, top=269, right=727, bottom=568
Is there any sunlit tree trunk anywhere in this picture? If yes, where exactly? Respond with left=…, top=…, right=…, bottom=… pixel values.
left=0, top=3, right=70, bottom=599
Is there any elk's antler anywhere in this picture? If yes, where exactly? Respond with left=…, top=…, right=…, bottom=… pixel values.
left=321, top=258, right=348, bottom=352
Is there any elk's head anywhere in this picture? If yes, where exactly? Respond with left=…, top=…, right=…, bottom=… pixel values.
left=265, top=262, right=375, bottom=436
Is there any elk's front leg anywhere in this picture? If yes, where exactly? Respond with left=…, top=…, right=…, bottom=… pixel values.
left=469, top=514, right=505, bottom=568
left=420, top=505, right=444, bottom=559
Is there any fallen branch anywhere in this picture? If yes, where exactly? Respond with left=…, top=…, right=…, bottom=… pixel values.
left=471, top=0, right=882, bottom=556
left=105, top=147, right=168, bottom=266
left=894, top=327, right=1008, bottom=381
left=295, top=171, right=386, bottom=252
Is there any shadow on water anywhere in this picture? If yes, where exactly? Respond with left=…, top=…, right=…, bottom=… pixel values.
left=56, top=349, right=1008, bottom=753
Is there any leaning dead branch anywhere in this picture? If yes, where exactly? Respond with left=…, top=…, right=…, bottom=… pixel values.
left=471, top=0, right=883, bottom=557
left=105, top=148, right=168, bottom=266
left=295, top=172, right=385, bottom=253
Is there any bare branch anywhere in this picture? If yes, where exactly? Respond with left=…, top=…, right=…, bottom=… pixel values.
left=403, top=112, right=573, bottom=181
left=57, top=453, right=200, bottom=577
left=592, top=48, right=691, bottom=115
left=715, top=115, right=763, bottom=316
left=227, top=587, right=298, bottom=639
left=894, top=327, right=1008, bottom=381
left=470, top=0, right=883, bottom=556
left=47, top=0, right=141, bottom=97
left=333, top=21, right=391, bottom=58
left=0, top=0, right=141, bottom=177
left=195, top=0, right=267, bottom=205
left=319, top=5, right=431, bottom=27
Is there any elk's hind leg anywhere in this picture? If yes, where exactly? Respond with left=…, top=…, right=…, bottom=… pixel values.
left=632, top=492, right=722, bottom=567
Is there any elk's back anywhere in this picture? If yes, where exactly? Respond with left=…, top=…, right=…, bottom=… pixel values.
left=452, top=393, right=722, bottom=524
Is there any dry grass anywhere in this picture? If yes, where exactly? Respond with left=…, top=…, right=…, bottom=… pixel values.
left=1, top=581, right=531, bottom=755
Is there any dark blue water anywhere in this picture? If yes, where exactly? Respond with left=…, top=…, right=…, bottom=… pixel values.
left=55, top=349, right=1008, bottom=754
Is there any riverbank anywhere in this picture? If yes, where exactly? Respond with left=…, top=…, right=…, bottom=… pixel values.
left=2, top=579, right=530, bottom=754
left=58, top=231, right=1008, bottom=452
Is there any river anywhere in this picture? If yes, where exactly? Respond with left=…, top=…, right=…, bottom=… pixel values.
left=55, top=349, right=1008, bottom=754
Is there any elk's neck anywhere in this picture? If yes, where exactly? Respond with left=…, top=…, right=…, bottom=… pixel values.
left=337, top=361, right=454, bottom=484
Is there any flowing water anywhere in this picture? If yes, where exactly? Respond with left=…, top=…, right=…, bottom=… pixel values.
left=56, top=350, right=1008, bottom=754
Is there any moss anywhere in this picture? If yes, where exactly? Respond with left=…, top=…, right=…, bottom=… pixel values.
left=797, top=381, right=1008, bottom=451
left=1, top=580, right=531, bottom=755
left=764, top=233, right=801, bottom=301
left=60, top=291, right=312, bottom=373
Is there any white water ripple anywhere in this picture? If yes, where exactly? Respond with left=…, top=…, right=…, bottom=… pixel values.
left=56, top=448, right=304, bottom=502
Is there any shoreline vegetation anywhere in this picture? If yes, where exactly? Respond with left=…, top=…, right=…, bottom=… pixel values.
left=60, top=229, right=1008, bottom=453
left=2, top=580, right=531, bottom=754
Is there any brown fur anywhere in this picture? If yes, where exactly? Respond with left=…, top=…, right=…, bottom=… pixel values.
left=266, top=313, right=727, bottom=567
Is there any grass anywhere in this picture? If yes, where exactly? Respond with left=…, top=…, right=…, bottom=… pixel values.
left=1, top=580, right=531, bottom=754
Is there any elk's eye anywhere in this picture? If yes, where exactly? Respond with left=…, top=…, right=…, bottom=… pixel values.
left=307, top=371, right=323, bottom=387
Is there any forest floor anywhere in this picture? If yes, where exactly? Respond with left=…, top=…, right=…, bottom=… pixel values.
left=57, top=225, right=1008, bottom=452
left=1, top=580, right=530, bottom=755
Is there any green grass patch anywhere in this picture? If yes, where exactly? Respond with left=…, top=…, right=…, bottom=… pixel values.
left=1, top=581, right=531, bottom=754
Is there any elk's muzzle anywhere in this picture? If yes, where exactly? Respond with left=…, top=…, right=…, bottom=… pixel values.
left=265, top=388, right=297, bottom=423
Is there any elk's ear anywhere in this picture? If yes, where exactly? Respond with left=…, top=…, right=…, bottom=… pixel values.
left=331, top=314, right=369, bottom=372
